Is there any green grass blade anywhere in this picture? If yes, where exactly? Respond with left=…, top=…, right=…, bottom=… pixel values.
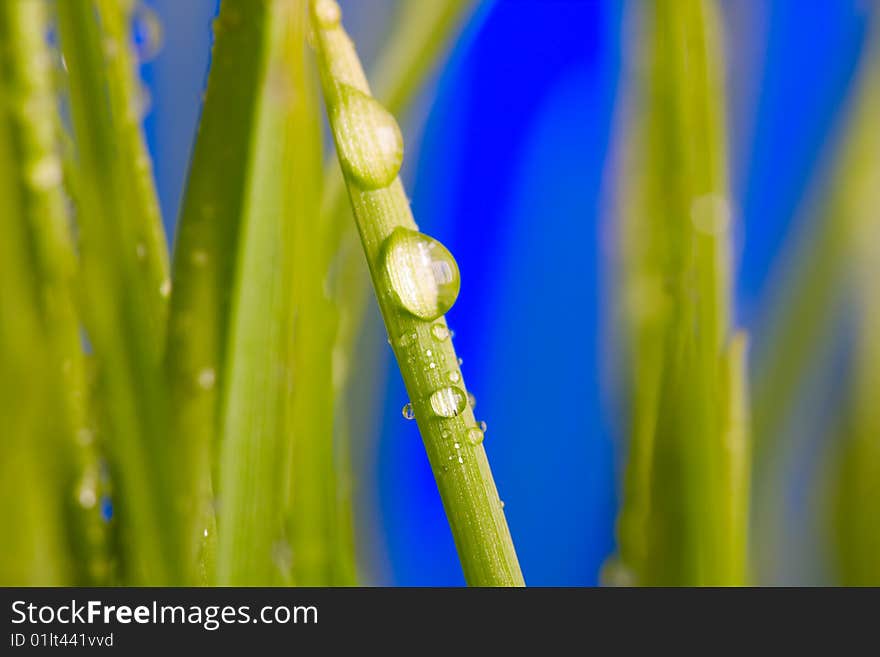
left=212, top=0, right=321, bottom=585
left=57, top=0, right=177, bottom=584
left=825, top=42, right=880, bottom=586
left=752, top=39, right=880, bottom=455
left=0, top=2, right=75, bottom=584
left=310, top=0, right=523, bottom=586
left=613, top=0, right=747, bottom=585
left=289, top=0, right=475, bottom=586
left=164, top=0, right=279, bottom=585
left=0, top=0, right=108, bottom=584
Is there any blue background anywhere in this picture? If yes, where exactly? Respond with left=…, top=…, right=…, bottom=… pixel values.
left=142, top=0, right=875, bottom=585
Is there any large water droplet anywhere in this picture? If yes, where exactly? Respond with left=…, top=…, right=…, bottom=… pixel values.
left=332, top=85, right=403, bottom=190
left=431, top=323, right=450, bottom=341
left=467, top=392, right=476, bottom=409
left=381, top=227, right=460, bottom=320
left=133, top=3, right=163, bottom=63
left=402, top=402, right=415, bottom=420
left=428, top=386, right=467, bottom=418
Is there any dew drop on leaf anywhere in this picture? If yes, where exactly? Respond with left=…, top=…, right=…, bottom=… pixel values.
left=448, top=371, right=461, bottom=383
left=428, top=386, right=467, bottom=418
left=467, top=392, right=476, bottom=410
left=401, top=402, right=415, bottom=420
left=381, top=227, right=460, bottom=321
left=332, top=84, right=403, bottom=190
left=132, top=3, right=163, bottom=63
left=467, top=427, right=484, bottom=446
left=313, top=0, right=342, bottom=29
left=431, top=323, right=450, bottom=341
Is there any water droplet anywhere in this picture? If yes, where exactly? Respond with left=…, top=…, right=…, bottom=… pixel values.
left=76, top=428, right=94, bottom=446
left=429, top=362, right=436, bottom=369
left=425, top=349, right=432, bottom=357
left=159, top=279, right=171, bottom=298
left=133, top=3, right=164, bottom=62
left=458, top=357, right=464, bottom=366
left=203, top=528, right=209, bottom=538
left=690, top=194, right=731, bottom=235
left=458, top=456, right=464, bottom=464
left=600, top=557, right=637, bottom=587
left=381, top=227, right=461, bottom=321
left=431, top=323, right=450, bottom=341
left=313, top=0, right=342, bottom=28
left=136, top=242, right=146, bottom=260
left=197, top=367, right=216, bottom=390
left=271, top=540, right=292, bottom=574
left=27, top=156, right=62, bottom=190
left=453, top=442, right=461, bottom=450
left=467, top=392, right=476, bottom=409
left=78, top=482, right=97, bottom=509
left=332, top=85, right=403, bottom=189
left=402, top=402, right=415, bottom=420
left=441, top=429, right=450, bottom=439
left=467, top=427, right=484, bottom=445
left=448, top=371, right=461, bottom=383
left=479, top=420, right=487, bottom=433
left=428, top=386, right=467, bottom=418
left=499, top=499, right=505, bottom=509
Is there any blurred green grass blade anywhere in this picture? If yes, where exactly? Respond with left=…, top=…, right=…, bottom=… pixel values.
left=211, top=0, right=321, bottom=585
left=752, top=39, right=880, bottom=457
left=164, top=0, right=287, bottom=583
left=0, top=3, right=71, bottom=584
left=0, top=0, right=108, bottom=584
left=57, top=0, right=177, bottom=584
left=614, top=0, right=747, bottom=585
left=825, top=43, right=880, bottom=586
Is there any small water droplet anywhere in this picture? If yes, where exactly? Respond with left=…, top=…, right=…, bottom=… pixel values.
left=431, top=323, right=450, bottom=341
left=453, top=442, right=461, bottom=450
left=136, top=242, right=146, bottom=260
left=467, top=427, right=484, bottom=445
left=448, top=371, right=460, bottom=383
left=441, top=429, right=450, bottom=439
left=458, top=456, right=464, bottom=464
left=332, top=85, right=403, bottom=189
left=467, top=392, right=476, bottom=409
left=479, top=420, right=487, bottom=433
left=458, top=357, right=464, bottom=366
left=429, top=362, right=436, bottom=369
left=203, top=528, right=209, bottom=538
left=197, top=367, right=216, bottom=390
left=425, top=349, right=432, bottom=357
left=78, top=483, right=97, bottom=509
left=402, top=402, right=415, bottom=420
left=191, top=249, right=208, bottom=266
left=159, top=279, right=171, bottom=298
left=381, top=228, right=461, bottom=321
left=272, top=540, right=292, bottom=574
left=428, top=386, right=467, bottom=418
left=690, top=194, right=731, bottom=235
left=499, top=499, right=505, bottom=509
left=313, top=0, right=342, bottom=29
left=133, top=3, right=164, bottom=62
left=27, top=156, right=62, bottom=190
